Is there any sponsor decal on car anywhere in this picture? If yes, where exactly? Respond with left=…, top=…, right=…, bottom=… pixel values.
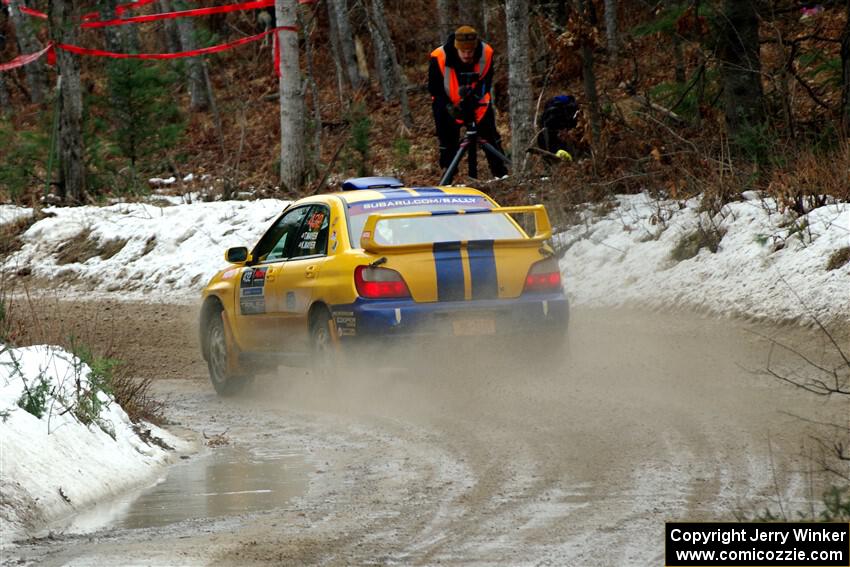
left=240, top=267, right=267, bottom=315
left=348, top=196, right=491, bottom=215
left=307, top=212, right=325, bottom=230
left=333, top=310, right=356, bottom=336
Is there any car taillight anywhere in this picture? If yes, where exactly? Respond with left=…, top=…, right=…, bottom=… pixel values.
left=523, top=258, right=563, bottom=293
left=355, top=265, right=411, bottom=299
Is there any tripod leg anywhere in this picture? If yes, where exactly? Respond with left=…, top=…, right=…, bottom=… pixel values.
left=481, top=142, right=512, bottom=168
left=468, top=138, right=478, bottom=179
left=439, top=142, right=469, bottom=186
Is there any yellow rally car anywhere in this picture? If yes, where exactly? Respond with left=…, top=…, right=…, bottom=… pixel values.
left=200, top=177, right=569, bottom=395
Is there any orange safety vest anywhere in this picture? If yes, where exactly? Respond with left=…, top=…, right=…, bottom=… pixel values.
left=431, top=42, right=494, bottom=124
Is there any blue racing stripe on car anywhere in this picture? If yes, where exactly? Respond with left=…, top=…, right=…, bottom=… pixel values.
left=433, top=241, right=465, bottom=301
left=467, top=240, right=498, bottom=299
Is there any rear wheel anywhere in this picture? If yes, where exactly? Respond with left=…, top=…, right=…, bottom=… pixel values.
left=205, top=314, right=252, bottom=396
left=310, top=309, right=338, bottom=378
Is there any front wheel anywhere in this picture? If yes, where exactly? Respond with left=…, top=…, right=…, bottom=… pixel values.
left=205, top=314, right=252, bottom=396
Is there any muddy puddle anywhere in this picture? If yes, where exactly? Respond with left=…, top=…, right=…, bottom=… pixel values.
left=55, top=447, right=308, bottom=535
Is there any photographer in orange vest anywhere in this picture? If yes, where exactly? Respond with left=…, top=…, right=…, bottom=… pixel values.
left=428, top=26, right=508, bottom=179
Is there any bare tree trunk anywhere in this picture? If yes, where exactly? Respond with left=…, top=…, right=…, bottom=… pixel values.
left=0, top=11, right=9, bottom=113
left=664, top=0, right=685, bottom=84
left=174, top=0, right=210, bottom=112
left=159, top=0, right=182, bottom=54
left=298, top=4, right=321, bottom=164
left=544, top=0, right=569, bottom=31
left=437, top=0, right=453, bottom=43
left=842, top=0, right=850, bottom=134
left=719, top=0, right=764, bottom=141
left=603, top=0, right=619, bottom=62
left=482, top=0, right=492, bottom=38
left=577, top=0, right=601, bottom=144
left=459, top=0, right=483, bottom=33
left=7, top=0, right=47, bottom=104
left=97, top=0, right=125, bottom=52
left=48, top=0, right=85, bottom=204
left=368, top=6, right=394, bottom=100
left=505, top=0, right=532, bottom=172
left=326, top=0, right=348, bottom=104
left=329, top=0, right=364, bottom=90
left=0, top=75, right=11, bottom=116
left=354, top=35, right=370, bottom=82
left=276, top=0, right=305, bottom=192
left=367, top=0, right=413, bottom=128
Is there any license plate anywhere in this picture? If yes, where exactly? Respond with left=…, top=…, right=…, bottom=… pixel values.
left=452, top=318, right=496, bottom=336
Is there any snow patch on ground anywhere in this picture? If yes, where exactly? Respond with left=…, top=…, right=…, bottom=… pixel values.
left=0, top=205, right=33, bottom=227
left=0, top=344, right=189, bottom=544
left=559, top=193, right=850, bottom=324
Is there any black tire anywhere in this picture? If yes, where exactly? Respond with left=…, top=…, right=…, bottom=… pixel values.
left=309, top=309, right=338, bottom=379
left=205, top=314, right=251, bottom=396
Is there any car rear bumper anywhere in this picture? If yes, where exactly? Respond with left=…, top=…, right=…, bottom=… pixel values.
left=330, top=293, right=568, bottom=342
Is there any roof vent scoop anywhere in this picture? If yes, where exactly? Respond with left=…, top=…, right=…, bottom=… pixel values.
left=342, top=177, right=404, bottom=191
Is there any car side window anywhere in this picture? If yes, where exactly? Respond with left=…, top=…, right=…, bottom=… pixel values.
left=290, top=205, right=330, bottom=259
left=253, top=206, right=311, bottom=263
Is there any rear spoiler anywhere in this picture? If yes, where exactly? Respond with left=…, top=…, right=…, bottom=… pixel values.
left=359, top=205, right=553, bottom=253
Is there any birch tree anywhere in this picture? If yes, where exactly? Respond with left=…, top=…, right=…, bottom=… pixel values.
left=505, top=0, right=532, bottom=172
left=276, top=0, right=305, bottom=192
left=7, top=0, right=47, bottom=104
left=48, top=0, right=85, bottom=204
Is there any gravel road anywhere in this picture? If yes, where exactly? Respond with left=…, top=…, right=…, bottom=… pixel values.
left=5, top=301, right=845, bottom=566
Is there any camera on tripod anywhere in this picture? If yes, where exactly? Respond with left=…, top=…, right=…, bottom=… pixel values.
left=456, top=72, right=481, bottom=122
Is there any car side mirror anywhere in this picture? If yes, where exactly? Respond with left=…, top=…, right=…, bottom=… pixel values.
left=225, top=246, right=249, bottom=264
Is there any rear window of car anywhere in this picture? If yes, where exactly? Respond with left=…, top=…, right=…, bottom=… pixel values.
left=347, top=194, right=524, bottom=246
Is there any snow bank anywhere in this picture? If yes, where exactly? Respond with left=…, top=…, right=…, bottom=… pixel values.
left=559, top=193, right=850, bottom=323
left=0, top=344, right=187, bottom=544
left=1, top=200, right=289, bottom=302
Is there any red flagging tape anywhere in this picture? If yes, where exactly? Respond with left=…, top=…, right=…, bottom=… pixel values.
left=82, top=0, right=274, bottom=29
left=7, top=0, right=288, bottom=23
left=0, top=43, right=52, bottom=72
left=5, top=0, right=172, bottom=21
left=0, top=26, right=296, bottom=73
left=19, top=5, right=47, bottom=18
left=58, top=26, right=295, bottom=61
